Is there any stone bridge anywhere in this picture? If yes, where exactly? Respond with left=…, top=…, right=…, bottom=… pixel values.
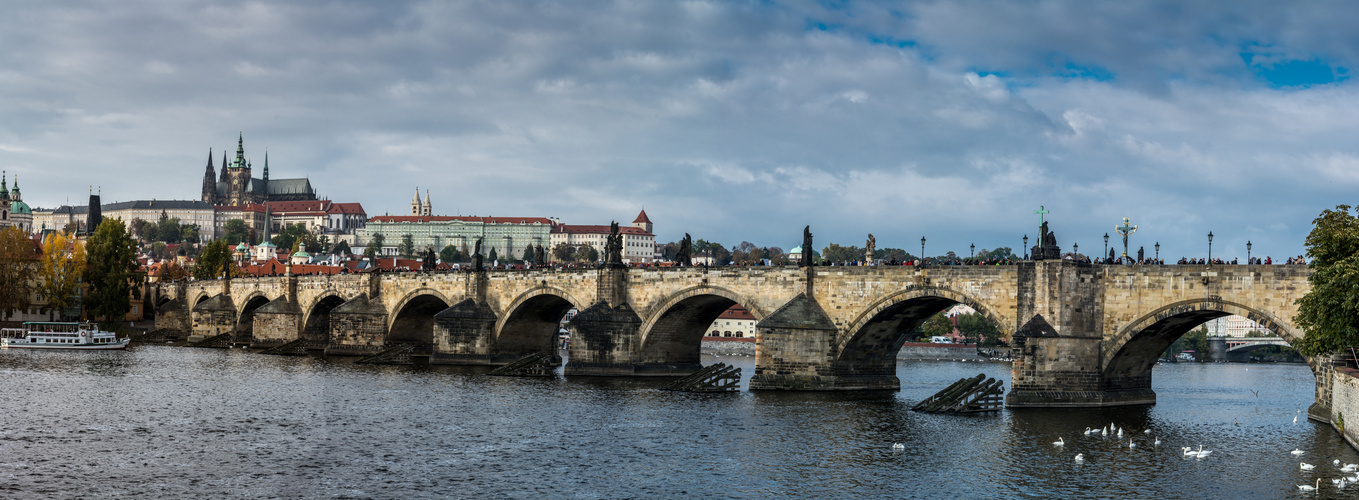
left=151, top=261, right=1321, bottom=409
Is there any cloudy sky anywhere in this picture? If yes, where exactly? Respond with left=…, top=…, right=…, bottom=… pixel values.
left=3, top=1, right=1356, bottom=260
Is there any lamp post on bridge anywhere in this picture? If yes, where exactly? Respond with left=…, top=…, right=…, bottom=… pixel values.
left=1155, top=242, right=1160, bottom=262
left=1207, top=231, right=1214, bottom=267
left=920, top=237, right=926, bottom=266
left=970, top=243, right=975, bottom=260
left=1073, top=242, right=1079, bottom=258
left=1023, top=235, right=1028, bottom=260
left=1247, top=241, right=1252, bottom=263
left=1104, top=233, right=1109, bottom=262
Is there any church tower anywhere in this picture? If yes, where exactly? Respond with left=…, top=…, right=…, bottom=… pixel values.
left=201, top=148, right=217, bottom=204
left=411, top=187, right=421, bottom=215
left=632, top=209, right=653, bottom=234
left=226, top=133, right=253, bottom=206
left=422, top=190, right=432, bottom=216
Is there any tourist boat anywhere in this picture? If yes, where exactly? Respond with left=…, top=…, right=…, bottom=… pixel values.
left=0, top=322, right=129, bottom=350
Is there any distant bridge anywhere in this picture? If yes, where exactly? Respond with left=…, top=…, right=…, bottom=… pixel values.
left=152, top=261, right=1322, bottom=410
left=1207, top=336, right=1296, bottom=361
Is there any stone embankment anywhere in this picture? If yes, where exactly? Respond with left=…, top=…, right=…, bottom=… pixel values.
left=700, top=339, right=1008, bottom=362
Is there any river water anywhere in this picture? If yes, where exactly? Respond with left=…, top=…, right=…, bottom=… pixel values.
left=0, top=346, right=1351, bottom=499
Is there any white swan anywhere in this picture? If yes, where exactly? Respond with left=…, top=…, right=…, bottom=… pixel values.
left=1195, top=445, right=1211, bottom=457
left=1182, top=447, right=1199, bottom=458
left=1053, top=437, right=1064, bottom=446
left=1294, top=415, right=1299, bottom=424
left=1117, top=428, right=1124, bottom=438
left=1340, top=478, right=1348, bottom=490
left=1129, top=439, right=1136, bottom=449
left=1101, top=427, right=1108, bottom=437
left=891, top=443, right=904, bottom=451
left=1144, top=429, right=1151, bottom=434
left=1292, top=449, right=1306, bottom=456
left=1074, top=453, right=1084, bottom=462
left=1300, top=462, right=1316, bottom=471
left=1298, top=478, right=1320, bottom=492
left=1153, top=437, right=1161, bottom=446
left=1082, top=427, right=1093, bottom=436
left=1343, top=463, right=1358, bottom=473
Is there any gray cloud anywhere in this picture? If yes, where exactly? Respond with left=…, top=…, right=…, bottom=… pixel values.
left=0, top=0, right=1353, bottom=260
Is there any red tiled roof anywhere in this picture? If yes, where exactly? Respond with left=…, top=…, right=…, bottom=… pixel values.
left=721, top=304, right=755, bottom=320
left=266, top=200, right=329, bottom=213
left=633, top=209, right=652, bottom=224
left=326, top=202, right=366, bottom=215
left=551, top=224, right=653, bottom=236
left=368, top=215, right=553, bottom=225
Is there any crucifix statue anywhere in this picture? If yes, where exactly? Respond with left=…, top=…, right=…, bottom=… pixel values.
left=1115, top=217, right=1137, bottom=259
left=1034, top=205, right=1050, bottom=234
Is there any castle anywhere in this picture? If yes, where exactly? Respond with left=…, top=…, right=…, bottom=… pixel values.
left=201, top=134, right=317, bottom=206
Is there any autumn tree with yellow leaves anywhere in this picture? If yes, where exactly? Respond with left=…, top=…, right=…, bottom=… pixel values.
left=38, top=231, right=85, bottom=320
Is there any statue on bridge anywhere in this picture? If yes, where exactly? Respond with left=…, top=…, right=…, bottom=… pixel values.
left=865, top=234, right=876, bottom=264
left=605, top=221, right=624, bottom=266
left=473, top=238, right=484, bottom=271
left=1030, top=222, right=1061, bottom=260
left=535, top=244, right=546, bottom=267
left=1138, top=246, right=1145, bottom=264
left=801, top=226, right=814, bottom=267
left=675, top=233, right=692, bottom=267
left=422, top=247, right=436, bottom=271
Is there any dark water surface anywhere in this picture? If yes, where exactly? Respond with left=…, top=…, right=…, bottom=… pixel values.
left=0, top=346, right=1351, bottom=499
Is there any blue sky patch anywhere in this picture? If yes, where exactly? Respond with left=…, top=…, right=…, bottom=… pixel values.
left=1244, top=55, right=1345, bottom=88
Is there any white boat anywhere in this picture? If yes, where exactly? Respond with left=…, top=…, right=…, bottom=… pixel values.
left=1, top=322, right=129, bottom=350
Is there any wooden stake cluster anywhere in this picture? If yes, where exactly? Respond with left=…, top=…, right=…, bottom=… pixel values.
left=356, top=343, right=415, bottom=365
left=912, top=373, right=1004, bottom=413
left=659, top=363, right=741, bottom=392
left=487, top=352, right=558, bottom=377
left=187, top=332, right=233, bottom=349
left=259, top=339, right=308, bottom=356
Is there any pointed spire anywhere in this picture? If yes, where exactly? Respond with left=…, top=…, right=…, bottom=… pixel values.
left=262, top=149, right=269, bottom=181
left=208, top=148, right=214, bottom=168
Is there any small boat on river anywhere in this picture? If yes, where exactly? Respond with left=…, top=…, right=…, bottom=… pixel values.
left=0, top=322, right=129, bottom=350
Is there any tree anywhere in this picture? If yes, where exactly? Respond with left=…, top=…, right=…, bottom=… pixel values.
left=1295, top=205, right=1359, bottom=356
left=272, top=223, right=310, bottom=253
left=956, top=312, right=1004, bottom=346
left=488, top=247, right=499, bottom=263
left=915, top=311, right=953, bottom=341
left=223, top=219, right=250, bottom=244
left=160, top=260, right=189, bottom=282
left=552, top=243, right=576, bottom=263
left=155, top=216, right=182, bottom=244
left=399, top=234, right=415, bottom=258
left=0, top=227, right=38, bottom=320
left=577, top=243, right=598, bottom=263
left=85, top=219, right=140, bottom=326
left=193, top=239, right=234, bottom=280
left=364, top=233, right=384, bottom=259
left=128, top=217, right=145, bottom=241
left=1165, top=327, right=1209, bottom=361
left=522, top=244, right=535, bottom=264
left=333, top=240, right=352, bottom=256
left=181, top=224, right=200, bottom=244
left=439, top=244, right=461, bottom=263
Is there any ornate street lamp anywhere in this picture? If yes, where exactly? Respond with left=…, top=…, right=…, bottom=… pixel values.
left=970, top=243, right=975, bottom=259
left=1155, top=242, right=1160, bottom=262
left=1104, top=233, right=1109, bottom=261
left=1073, top=242, right=1079, bottom=257
left=1247, top=240, right=1252, bottom=263
left=1023, top=235, right=1029, bottom=260
left=1207, top=231, right=1214, bottom=266
left=921, top=237, right=926, bottom=265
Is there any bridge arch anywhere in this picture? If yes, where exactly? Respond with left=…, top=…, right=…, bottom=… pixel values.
left=835, top=286, right=1011, bottom=378
left=234, top=293, right=273, bottom=342
left=386, top=288, right=453, bottom=348
left=301, top=292, right=349, bottom=345
left=1102, top=298, right=1316, bottom=392
left=494, top=286, right=587, bottom=355
left=635, top=285, right=765, bottom=366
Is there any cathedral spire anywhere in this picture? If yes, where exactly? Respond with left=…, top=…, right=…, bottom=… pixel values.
left=423, top=190, right=431, bottom=216
left=235, top=132, right=246, bottom=169
left=220, top=149, right=229, bottom=182
left=263, top=149, right=269, bottom=182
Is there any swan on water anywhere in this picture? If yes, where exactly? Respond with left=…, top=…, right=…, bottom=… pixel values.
left=891, top=443, right=904, bottom=452
left=1144, top=429, right=1151, bottom=434
left=1074, top=453, right=1084, bottom=462
left=1298, top=478, right=1320, bottom=492
left=1153, top=437, right=1161, bottom=446
left=1082, top=427, right=1093, bottom=436
left=1182, top=447, right=1199, bottom=458
left=1129, top=439, right=1136, bottom=449
left=1292, top=449, right=1306, bottom=456
left=1294, top=415, right=1299, bottom=424
left=1300, top=462, right=1316, bottom=471
left=1117, top=428, right=1124, bottom=438
left=1342, top=463, right=1358, bottom=473
left=1053, top=437, right=1064, bottom=446
left=1101, top=427, right=1108, bottom=437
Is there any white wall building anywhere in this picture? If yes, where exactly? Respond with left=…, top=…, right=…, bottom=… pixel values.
left=549, top=210, right=656, bottom=263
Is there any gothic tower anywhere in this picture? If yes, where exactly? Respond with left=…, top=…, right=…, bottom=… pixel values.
left=411, top=187, right=422, bottom=216
left=226, top=133, right=253, bottom=205
left=201, top=148, right=217, bottom=204
left=422, top=190, right=431, bottom=216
